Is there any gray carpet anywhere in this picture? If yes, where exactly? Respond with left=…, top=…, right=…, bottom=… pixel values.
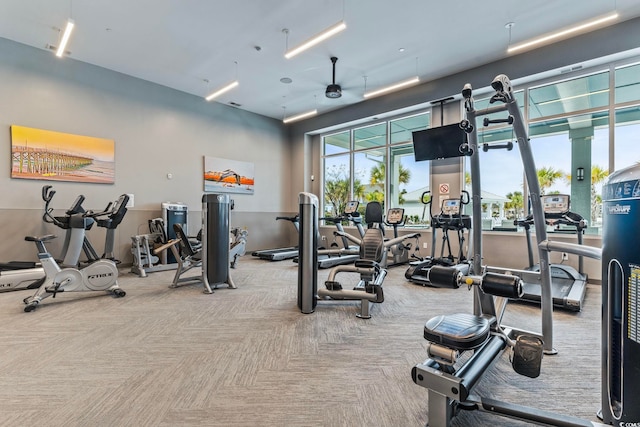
left=0, top=257, right=602, bottom=426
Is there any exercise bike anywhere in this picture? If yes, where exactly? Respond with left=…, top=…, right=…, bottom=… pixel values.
left=0, top=186, right=94, bottom=292
left=384, top=207, right=421, bottom=267
left=22, top=195, right=129, bottom=312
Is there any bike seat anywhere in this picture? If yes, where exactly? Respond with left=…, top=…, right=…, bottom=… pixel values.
left=25, top=234, right=57, bottom=243
left=423, top=313, right=490, bottom=351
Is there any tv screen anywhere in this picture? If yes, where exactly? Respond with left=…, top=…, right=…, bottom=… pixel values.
left=412, top=123, right=469, bottom=161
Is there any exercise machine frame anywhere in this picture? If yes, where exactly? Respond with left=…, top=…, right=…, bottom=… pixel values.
left=405, top=191, right=471, bottom=287
left=411, top=75, right=605, bottom=426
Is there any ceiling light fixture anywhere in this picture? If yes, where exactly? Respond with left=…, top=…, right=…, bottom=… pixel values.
left=283, top=109, right=318, bottom=124
left=363, top=76, right=420, bottom=99
left=55, top=19, right=75, bottom=57
left=284, top=21, right=346, bottom=59
left=507, top=12, right=618, bottom=54
left=205, top=80, right=239, bottom=101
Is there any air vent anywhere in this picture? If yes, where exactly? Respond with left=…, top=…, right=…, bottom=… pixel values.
left=45, top=44, right=71, bottom=55
left=560, top=65, right=583, bottom=74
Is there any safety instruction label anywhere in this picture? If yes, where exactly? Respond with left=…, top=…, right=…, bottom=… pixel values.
left=629, top=264, right=640, bottom=343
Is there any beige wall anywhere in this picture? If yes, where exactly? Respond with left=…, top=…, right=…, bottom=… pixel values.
left=0, top=37, right=291, bottom=265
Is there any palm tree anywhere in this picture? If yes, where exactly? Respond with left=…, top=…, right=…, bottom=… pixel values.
left=590, top=165, right=609, bottom=224
left=324, top=166, right=350, bottom=216
left=505, top=191, right=524, bottom=219
left=368, top=162, right=411, bottom=206
left=537, top=166, right=565, bottom=195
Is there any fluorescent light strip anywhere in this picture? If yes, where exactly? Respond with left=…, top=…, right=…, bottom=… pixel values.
left=285, top=21, right=346, bottom=59
left=363, top=77, right=420, bottom=99
left=205, top=81, right=239, bottom=101
left=507, top=13, right=618, bottom=54
left=55, top=19, right=75, bottom=57
left=283, top=109, right=318, bottom=124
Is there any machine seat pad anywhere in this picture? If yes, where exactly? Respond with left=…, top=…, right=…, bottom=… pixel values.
left=424, top=313, right=490, bottom=351
left=354, top=259, right=379, bottom=270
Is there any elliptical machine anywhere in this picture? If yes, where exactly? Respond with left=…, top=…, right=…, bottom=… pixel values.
left=405, top=191, right=471, bottom=287
left=22, top=194, right=130, bottom=312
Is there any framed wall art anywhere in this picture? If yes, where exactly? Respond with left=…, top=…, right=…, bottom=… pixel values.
left=204, top=156, right=254, bottom=194
left=11, top=125, right=115, bottom=184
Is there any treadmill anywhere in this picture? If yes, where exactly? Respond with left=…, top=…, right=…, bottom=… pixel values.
left=293, top=201, right=364, bottom=268
left=516, top=194, right=588, bottom=311
left=315, top=201, right=365, bottom=269
left=251, top=215, right=300, bottom=261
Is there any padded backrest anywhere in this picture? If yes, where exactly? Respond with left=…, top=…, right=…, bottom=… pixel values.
left=148, top=218, right=167, bottom=243
left=359, top=228, right=384, bottom=263
left=173, top=223, right=197, bottom=257
left=364, top=202, right=384, bottom=230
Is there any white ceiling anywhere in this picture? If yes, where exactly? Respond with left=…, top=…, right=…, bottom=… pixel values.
left=1, top=0, right=640, bottom=121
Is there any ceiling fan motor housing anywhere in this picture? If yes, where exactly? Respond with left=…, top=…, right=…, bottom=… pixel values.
left=326, top=56, right=342, bottom=98
left=325, top=84, right=342, bottom=98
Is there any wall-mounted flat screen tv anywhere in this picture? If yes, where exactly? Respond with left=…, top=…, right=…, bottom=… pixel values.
left=412, top=123, right=469, bottom=161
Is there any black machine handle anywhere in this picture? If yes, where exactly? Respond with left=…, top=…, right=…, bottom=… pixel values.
left=483, top=115, right=514, bottom=126
left=42, top=185, right=55, bottom=204
left=276, top=215, right=299, bottom=223
left=320, top=215, right=345, bottom=224
left=421, top=191, right=431, bottom=205
left=482, top=141, right=513, bottom=152
left=460, top=190, right=470, bottom=205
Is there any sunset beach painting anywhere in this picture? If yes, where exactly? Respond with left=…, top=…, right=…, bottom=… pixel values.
left=11, top=125, right=115, bottom=184
left=204, top=156, right=254, bottom=194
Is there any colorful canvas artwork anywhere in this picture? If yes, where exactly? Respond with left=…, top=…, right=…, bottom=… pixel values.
left=204, top=156, right=254, bottom=194
left=11, top=125, right=115, bottom=184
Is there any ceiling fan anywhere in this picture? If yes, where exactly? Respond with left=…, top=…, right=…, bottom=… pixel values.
left=325, top=56, right=342, bottom=99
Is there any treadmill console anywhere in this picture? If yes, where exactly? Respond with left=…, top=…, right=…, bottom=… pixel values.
left=344, top=201, right=359, bottom=215
left=441, top=199, right=461, bottom=216
left=541, top=194, right=570, bottom=217
left=386, top=208, right=405, bottom=225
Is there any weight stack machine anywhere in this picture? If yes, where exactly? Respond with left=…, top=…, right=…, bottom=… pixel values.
left=162, top=202, right=188, bottom=264
left=601, top=163, right=640, bottom=424
left=202, top=194, right=236, bottom=293
left=297, top=192, right=318, bottom=314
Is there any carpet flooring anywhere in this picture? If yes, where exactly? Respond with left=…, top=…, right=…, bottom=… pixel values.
left=0, top=256, right=603, bottom=426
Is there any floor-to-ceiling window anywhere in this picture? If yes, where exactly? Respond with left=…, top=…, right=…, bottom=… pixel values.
left=321, top=112, right=430, bottom=225
left=322, top=130, right=350, bottom=217
left=320, top=55, right=640, bottom=234
left=614, top=62, right=640, bottom=172
left=529, top=71, right=610, bottom=233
